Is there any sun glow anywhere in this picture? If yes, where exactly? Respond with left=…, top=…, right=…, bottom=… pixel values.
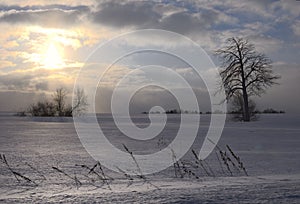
left=43, top=42, right=65, bottom=69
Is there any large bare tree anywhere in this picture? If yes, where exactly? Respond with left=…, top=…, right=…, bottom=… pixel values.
left=216, top=37, right=280, bottom=121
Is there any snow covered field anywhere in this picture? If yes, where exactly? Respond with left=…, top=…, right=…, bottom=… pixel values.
left=0, top=114, right=299, bottom=203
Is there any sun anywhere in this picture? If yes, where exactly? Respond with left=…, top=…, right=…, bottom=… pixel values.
left=43, top=42, right=65, bottom=69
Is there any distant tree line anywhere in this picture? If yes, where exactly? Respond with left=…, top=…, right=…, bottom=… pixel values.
left=142, top=107, right=285, bottom=116
left=259, top=108, right=285, bottom=114
left=21, top=87, right=88, bottom=117
left=142, top=109, right=203, bottom=115
left=142, top=109, right=220, bottom=115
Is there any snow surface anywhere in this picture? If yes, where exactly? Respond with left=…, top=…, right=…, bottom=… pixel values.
left=0, top=114, right=299, bottom=203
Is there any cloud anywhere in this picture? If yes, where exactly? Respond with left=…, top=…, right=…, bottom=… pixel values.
left=272, top=0, right=300, bottom=18
left=0, top=60, right=16, bottom=69
left=159, top=12, right=209, bottom=35
left=0, top=10, right=81, bottom=28
left=0, top=4, right=89, bottom=12
left=0, top=65, right=79, bottom=93
left=91, top=1, right=160, bottom=28
left=91, top=1, right=237, bottom=35
left=35, top=81, right=48, bottom=91
left=0, top=77, right=25, bottom=91
left=191, top=0, right=275, bottom=19
left=248, top=34, right=283, bottom=53
left=291, top=20, right=300, bottom=37
left=211, top=26, right=283, bottom=55
left=0, top=73, right=32, bottom=90
left=0, top=4, right=89, bottom=28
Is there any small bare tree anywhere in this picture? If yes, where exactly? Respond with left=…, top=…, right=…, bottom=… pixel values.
left=69, top=87, right=88, bottom=116
left=53, top=88, right=68, bottom=116
left=216, top=37, right=280, bottom=121
left=53, top=87, right=88, bottom=117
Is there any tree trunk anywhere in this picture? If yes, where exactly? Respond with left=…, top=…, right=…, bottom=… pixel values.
left=236, top=39, right=251, bottom=122
left=242, top=88, right=250, bottom=122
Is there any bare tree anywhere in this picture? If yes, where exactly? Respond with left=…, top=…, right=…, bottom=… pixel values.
left=69, top=87, right=88, bottom=116
left=53, top=87, right=88, bottom=116
left=216, top=37, right=280, bottom=121
left=53, top=88, right=68, bottom=116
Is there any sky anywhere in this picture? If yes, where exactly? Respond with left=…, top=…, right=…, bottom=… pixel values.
left=0, top=0, right=299, bottom=113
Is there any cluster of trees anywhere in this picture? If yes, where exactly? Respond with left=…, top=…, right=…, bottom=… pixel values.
left=261, top=108, right=285, bottom=114
left=216, top=37, right=280, bottom=121
left=27, top=88, right=88, bottom=117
